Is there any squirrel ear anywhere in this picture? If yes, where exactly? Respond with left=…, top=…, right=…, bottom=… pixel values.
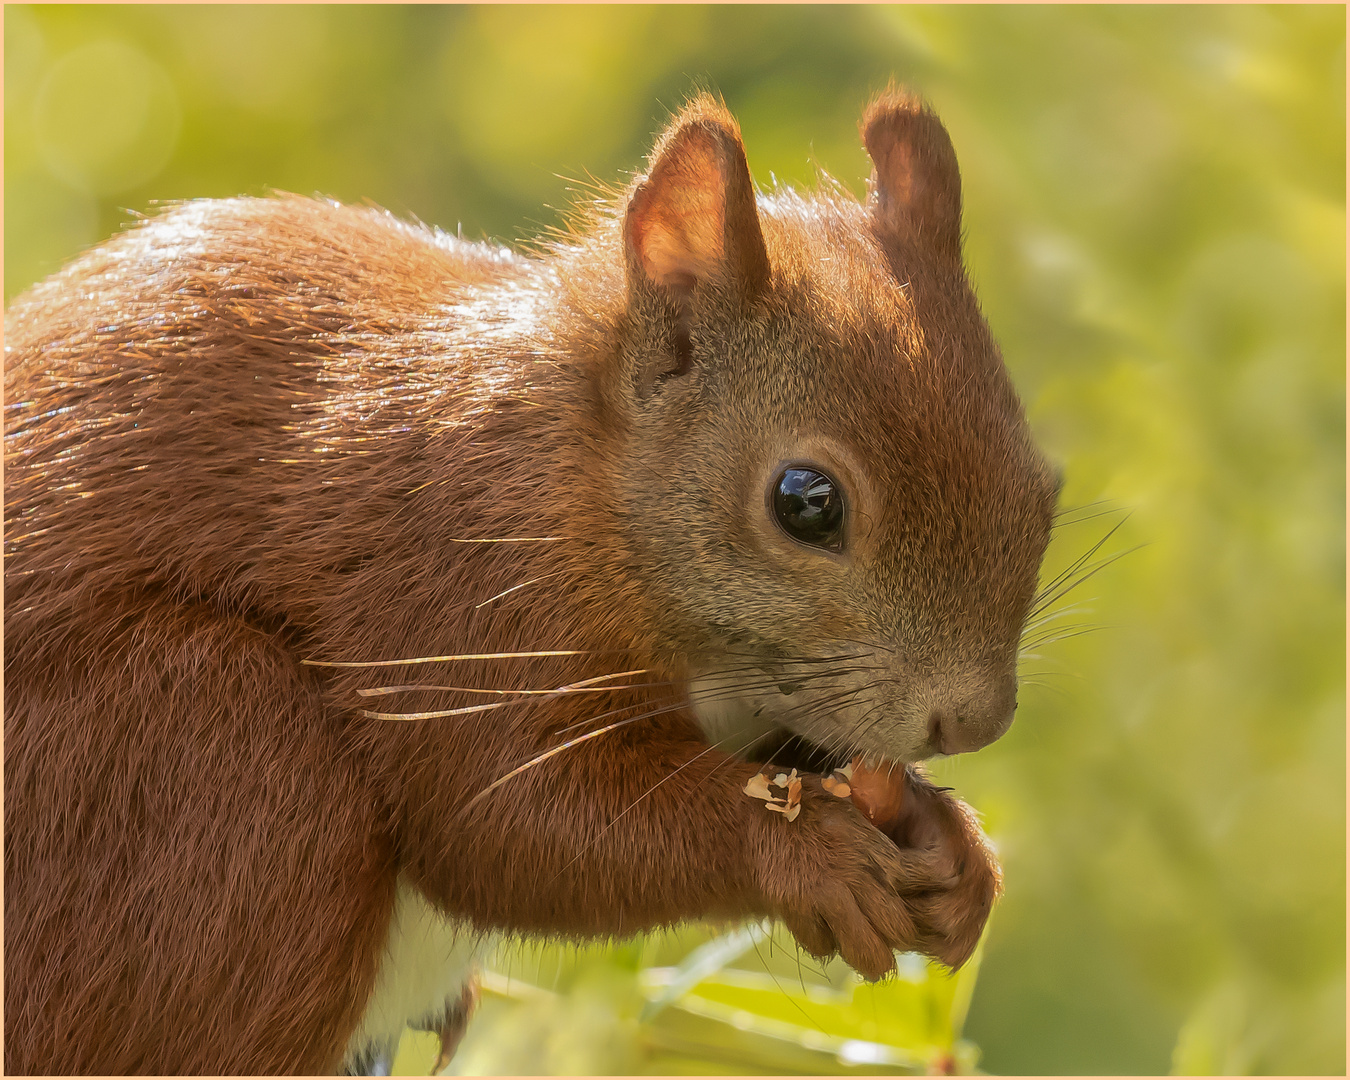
left=861, top=89, right=963, bottom=263
left=624, top=98, right=770, bottom=303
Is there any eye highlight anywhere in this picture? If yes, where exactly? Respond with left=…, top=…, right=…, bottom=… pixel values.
left=772, top=466, right=845, bottom=551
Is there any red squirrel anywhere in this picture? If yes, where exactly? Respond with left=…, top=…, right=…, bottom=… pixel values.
left=4, top=91, right=1058, bottom=1074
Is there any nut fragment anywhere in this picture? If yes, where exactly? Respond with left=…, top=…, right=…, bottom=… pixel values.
left=821, top=772, right=852, bottom=799
left=848, top=756, right=906, bottom=830
left=743, top=767, right=802, bottom=823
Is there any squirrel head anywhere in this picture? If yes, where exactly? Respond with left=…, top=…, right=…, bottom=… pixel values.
left=585, top=91, right=1058, bottom=766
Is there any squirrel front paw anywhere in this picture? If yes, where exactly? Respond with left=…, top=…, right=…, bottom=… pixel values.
left=747, top=768, right=999, bottom=979
left=877, top=765, right=1002, bottom=969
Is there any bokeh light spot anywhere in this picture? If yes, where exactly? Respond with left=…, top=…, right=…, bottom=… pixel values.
left=34, top=40, right=181, bottom=196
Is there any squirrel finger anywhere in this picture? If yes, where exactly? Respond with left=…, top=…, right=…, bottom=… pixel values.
left=813, top=884, right=897, bottom=983
left=779, top=908, right=839, bottom=961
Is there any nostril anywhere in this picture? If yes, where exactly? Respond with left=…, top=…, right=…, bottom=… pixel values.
left=922, top=674, right=1018, bottom=756
left=929, top=700, right=1014, bottom=756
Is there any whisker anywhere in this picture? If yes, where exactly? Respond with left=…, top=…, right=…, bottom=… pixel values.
left=545, top=736, right=733, bottom=886
left=1051, top=499, right=1121, bottom=525
left=1053, top=498, right=1109, bottom=517
left=1030, top=545, right=1141, bottom=619
left=1020, top=620, right=1102, bottom=646
left=1021, top=602, right=1095, bottom=635
left=465, top=662, right=872, bottom=812
left=443, top=535, right=569, bottom=544
left=356, top=668, right=661, bottom=718
left=462, top=696, right=703, bottom=811
left=1034, top=516, right=1128, bottom=603
left=355, top=668, right=653, bottom=698
left=689, top=663, right=883, bottom=693
left=837, top=701, right=892, bottom=759
left=1040, top=513, right=1130, bottom=589
left=605, top=660, right=877, bottom=702
left=1052, top=507, right=1124, bottom=530
left=546, top=674, right=795, bottom=738
left=583, top=666, right=877, bottom=741
left=1053, top=498, right=1129, bottom=524
left=541, top=670, right=868, bottom=737
left=731, top=724, right=796, bottom=760
left=1023, top=669, right=1086, bottom=683
left=552, top=707, right=862, bottom=888
left=358, top=700, right=515, bottom=721
left=301, top=649, right=596, bottom=669
left=718, top=648, right=876, bottom=666
left=835, top=635, right=896, bottom=656
left=1016, top=676, right=1072, bottom=698
left=1034, top=557, right=1120, bottom=616
left=1022, top=625, right=1109, bottom=650
left=473, top=578, right=542, bottom=610
left=555, top=697, right=695, bottom=737
left=462, top=716, right=649, bottom=810
left=686, top=660, right=886, bottom=700
left=745, top=935, right=833, bottom=1033
left=740, top=682, right=883, bottom=763
left=774, top=683, right=868, bottom=725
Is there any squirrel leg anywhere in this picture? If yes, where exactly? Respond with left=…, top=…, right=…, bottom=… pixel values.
left=388, top=699, right=974, bottom=979
left=4, top=596, right=396, bottom=1074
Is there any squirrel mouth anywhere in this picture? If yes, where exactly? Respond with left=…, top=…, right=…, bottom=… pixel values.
left=686, top=669, right=880, bottom=776
left=742, top=726, right=853, bottom=776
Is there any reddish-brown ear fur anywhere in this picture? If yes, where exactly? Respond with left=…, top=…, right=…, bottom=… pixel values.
left=861, top=89, right=963, bottom=262
left=624, top=96, right=770, bottom=300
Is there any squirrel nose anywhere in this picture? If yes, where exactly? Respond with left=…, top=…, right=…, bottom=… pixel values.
left=926, top=679, right=1017, bottom=755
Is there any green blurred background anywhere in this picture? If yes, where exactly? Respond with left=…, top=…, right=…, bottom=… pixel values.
left=5, top=5, right=1344, bottom=1075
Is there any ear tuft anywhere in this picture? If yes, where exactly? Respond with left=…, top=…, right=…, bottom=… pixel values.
left=861, top=88, right=963, bottom=262
left=624, top=95, right=770, bottom=301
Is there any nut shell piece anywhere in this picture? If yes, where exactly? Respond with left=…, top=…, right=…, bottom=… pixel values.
left=847, top=756, right=906, bottom=830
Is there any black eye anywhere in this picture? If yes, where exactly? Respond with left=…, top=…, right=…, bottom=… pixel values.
left=772, top=467, right=845, bottom=551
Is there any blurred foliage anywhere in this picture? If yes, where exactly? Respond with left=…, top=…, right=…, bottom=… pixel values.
left=5, top=4, right=1344, bottom=1076
left=389, top=925, right=982, bottom=1076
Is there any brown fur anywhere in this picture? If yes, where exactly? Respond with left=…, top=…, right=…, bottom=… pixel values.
left=4, top=92, right=1056, bottom=1073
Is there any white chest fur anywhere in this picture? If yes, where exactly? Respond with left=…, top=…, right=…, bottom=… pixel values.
left=344, top=879, right=482, bottom=1071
